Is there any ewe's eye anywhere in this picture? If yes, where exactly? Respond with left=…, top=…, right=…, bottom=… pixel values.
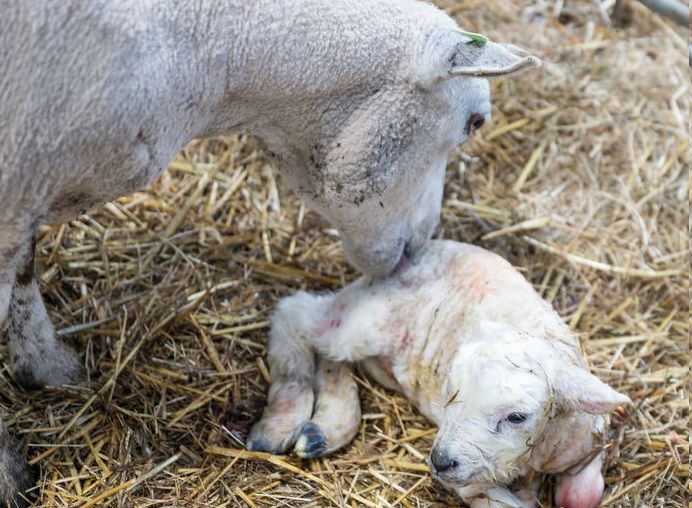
left=466, top=113, right=485, bottom=136
left=506, top=412, right=528, bottom=425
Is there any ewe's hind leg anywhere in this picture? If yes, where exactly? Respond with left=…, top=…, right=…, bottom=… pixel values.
left=0, top=227, right=34, bottom=507
left=246, top=292, right=322, bottom=454
left=293, top=358, right=361, bottom=458
left=6, top=238, right=83, bottom=388
left=0, top=416, right=34, bottom=508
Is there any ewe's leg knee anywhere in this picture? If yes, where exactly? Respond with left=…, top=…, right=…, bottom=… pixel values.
left=294, top=359, right=360, bottom=458
left=6, top=239, right=83, bottom=389
left=0, top=416, right=34, bottom=508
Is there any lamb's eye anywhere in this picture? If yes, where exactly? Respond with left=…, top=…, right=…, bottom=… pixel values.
left=506, top=412, right=528, bottom=424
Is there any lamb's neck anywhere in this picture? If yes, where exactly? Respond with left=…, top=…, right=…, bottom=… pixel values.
left=402, top=322, right=461, bottom=423
left=531, top=412, right=603, bottom=474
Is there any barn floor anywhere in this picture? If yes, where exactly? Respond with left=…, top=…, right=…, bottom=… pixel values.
left=1, top=0, right=687, bottom=506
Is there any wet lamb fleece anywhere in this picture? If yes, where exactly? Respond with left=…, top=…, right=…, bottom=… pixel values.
left=249, top=240, right=630, bottom=508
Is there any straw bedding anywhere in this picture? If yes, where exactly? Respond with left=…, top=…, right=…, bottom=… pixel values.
left=1, top=0, right=687, bottom=506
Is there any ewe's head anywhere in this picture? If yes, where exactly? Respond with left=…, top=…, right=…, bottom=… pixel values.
left=310, top=27, right=539, bottom=277
left=428, top=323, right=629, bottom=488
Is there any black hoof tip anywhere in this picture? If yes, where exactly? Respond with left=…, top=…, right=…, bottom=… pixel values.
left=294, top=422, right=327, bottom=458
left=246, top=435, right=271, bottom=452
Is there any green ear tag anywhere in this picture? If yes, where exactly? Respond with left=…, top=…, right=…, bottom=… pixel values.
left=453, top=29, right=489, bottom=47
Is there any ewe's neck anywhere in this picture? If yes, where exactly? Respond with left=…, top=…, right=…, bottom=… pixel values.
left=164, top=0, right=439, bottom=137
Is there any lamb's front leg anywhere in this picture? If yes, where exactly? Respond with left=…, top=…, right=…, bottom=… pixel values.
left=6, top=238, right=83, bottom=389
left=456, top=483, right=538, bottom=508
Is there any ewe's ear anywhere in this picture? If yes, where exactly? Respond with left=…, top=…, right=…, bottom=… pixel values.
left=421, top=29, right=541, bottom=84
left=448, top=40, right=541, bottom=78
left=555, top=363, right=631, bottom=414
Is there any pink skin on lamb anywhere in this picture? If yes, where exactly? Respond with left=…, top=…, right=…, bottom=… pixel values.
left=555, top=457, right=605, bottom=508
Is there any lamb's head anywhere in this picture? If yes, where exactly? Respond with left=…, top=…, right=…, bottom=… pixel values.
left=302, top=31, right=540, bottom=277
left=428, top=324, right=629, bottom=489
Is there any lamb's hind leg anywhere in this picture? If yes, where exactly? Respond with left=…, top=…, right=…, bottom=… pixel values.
left=293, top=358, right=361, bottom=458
left=0, top=224, right=24, bottom=326
left=248, top=289, right=380, bottom=455
left=6, top=236, right=83, bottom=389
left=246, top=292, right=322, bottom=454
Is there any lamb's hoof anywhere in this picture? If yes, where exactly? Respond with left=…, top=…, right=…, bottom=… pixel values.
left=0, top=445, right=36, bottom=508
left=12, top=341, right=84, bottom=390
left=245, top=434, right=277, bottom=454
left=293, top=422, right=327, bottom=458
left=246, top=423, right=294, bottom=455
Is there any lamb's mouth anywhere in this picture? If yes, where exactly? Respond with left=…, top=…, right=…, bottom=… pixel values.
left=431, top=466, right=485, bottom=487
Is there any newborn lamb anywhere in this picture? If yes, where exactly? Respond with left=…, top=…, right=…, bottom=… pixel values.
left=247, top=240, right=630, bottom=507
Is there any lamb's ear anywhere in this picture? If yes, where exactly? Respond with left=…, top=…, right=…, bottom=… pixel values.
left=555, top=364, right=631, bottom=414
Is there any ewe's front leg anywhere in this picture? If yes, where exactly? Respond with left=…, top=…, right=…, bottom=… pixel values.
left=0, top=416, right=34, bottom=508
left=6, top=238, right=83, bottom=388
left=0, top=225, right=25, bottom=326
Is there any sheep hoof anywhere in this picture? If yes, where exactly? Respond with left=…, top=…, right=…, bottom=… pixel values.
left=245, top=434, right=274, bottom=454
left=12, top=341, right=84, bottom=389
left=293, top=422, right=327, bottom=458
left=0, top=444, right=35, bottom=508
left=245, top=424, right=295, bottom=455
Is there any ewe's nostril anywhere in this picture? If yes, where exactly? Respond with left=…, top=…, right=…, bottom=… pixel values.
left=467, top=113, right=485, bottom=136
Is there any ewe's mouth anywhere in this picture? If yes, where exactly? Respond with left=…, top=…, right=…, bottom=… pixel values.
left=394, top=251, right=409, bottom=273
left=393, top=241, right=422, bottom=275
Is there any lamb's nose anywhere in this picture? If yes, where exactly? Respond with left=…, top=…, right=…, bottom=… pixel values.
left=430, top=449, right=459, bottom=473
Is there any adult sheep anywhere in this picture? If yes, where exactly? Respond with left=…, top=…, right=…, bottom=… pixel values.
left=0, top=0, right=538, bottom=504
